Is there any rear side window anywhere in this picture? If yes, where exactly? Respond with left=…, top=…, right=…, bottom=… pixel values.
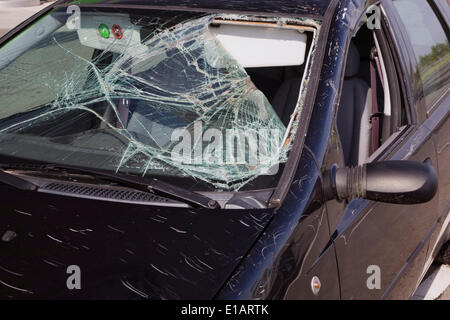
left=393, top=0, right=450, bottom=110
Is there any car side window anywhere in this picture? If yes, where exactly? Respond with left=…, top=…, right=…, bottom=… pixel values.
left=337, top=6, right=411, bottom=167
left=392, top=0, right=450, bottom=111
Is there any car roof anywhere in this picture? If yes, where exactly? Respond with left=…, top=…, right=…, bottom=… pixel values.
left=62, top=0, right=333, bottom=18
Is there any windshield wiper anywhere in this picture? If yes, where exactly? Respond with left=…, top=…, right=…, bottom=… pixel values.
left=0, top=169, right=39, bottom=191
left=48, top=164, right=220, bottom=209
left=0, top=163, right=219, bottom=209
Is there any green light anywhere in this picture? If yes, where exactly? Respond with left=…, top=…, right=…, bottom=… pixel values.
left=98, top=24, right=110, bottom=39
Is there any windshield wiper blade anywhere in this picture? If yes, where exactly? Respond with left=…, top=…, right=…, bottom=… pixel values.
left=0, top=162, right=219, bottom=209
left=44, top=164, right=219, bottom=209
left=0, top=169, right=38, bottom=191
left=146, top=178, right=219, bottom=209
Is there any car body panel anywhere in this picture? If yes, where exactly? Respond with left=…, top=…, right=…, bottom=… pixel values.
left=0, top=185, right=274, bottom=299
left=216, top=148, right=340, bottom=299
left=327, top=0, right=448, bottom=299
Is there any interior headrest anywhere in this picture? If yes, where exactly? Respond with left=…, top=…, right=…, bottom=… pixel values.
left=345, top=42, right=360, bottom=78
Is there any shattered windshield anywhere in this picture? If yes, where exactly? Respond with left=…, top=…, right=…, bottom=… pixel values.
left=0, top=8, right=315, bottom=191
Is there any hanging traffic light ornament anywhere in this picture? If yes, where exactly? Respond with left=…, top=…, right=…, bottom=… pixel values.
left=112, top=24, right=123, bottom=40
left=98, top=24, right=110, bottom=39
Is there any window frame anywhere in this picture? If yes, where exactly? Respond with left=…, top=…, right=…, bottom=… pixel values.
left=349, top=2, right=416, bottom=164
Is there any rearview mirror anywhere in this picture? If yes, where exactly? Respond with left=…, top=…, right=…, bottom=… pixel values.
left=323, top=160, right=438, bottom=204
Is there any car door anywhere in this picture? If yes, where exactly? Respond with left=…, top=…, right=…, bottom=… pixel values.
left=421, top=0, right=450, bottom=268
left=328, top=1, right=445, bottom=300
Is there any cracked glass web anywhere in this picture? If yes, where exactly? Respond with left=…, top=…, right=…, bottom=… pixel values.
left=0, top=10, right=302, bottom=191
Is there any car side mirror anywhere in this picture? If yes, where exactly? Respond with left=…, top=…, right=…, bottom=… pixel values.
left=323, top=160, right=438, bottom=204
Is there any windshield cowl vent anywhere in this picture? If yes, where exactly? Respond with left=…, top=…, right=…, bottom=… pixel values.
left=39, top=181, right=187, bottom=207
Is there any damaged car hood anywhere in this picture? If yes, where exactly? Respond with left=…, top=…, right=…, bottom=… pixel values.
left=0, top=186, right=274, bottom=299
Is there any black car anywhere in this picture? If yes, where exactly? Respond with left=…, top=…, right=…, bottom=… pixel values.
left=0, top=0, right=449, bottom=300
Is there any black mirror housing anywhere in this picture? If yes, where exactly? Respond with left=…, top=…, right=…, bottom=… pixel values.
left=323, top=160, right=438, bottom=205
